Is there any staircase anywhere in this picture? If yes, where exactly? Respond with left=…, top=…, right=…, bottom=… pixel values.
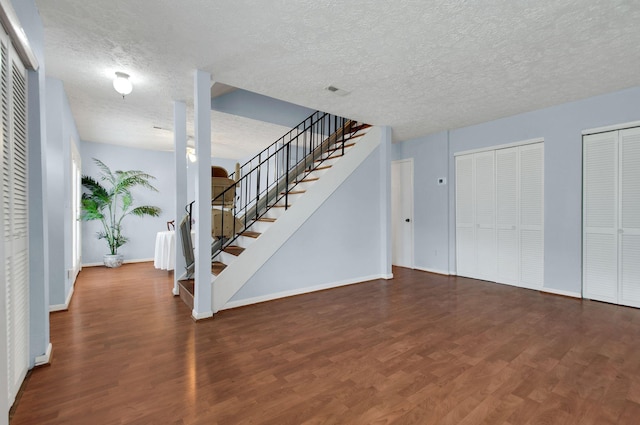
left=177, top=111, right=372, bottom=311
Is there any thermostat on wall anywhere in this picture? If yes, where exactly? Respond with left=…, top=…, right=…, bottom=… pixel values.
left=438, top=177, right=447, bottom=185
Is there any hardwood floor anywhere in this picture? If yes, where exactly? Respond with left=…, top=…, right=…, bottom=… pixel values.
left=10, top=264, right=640, bottom=424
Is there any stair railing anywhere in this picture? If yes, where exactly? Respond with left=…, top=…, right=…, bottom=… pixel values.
left=210, top=111, right=357, bottom=259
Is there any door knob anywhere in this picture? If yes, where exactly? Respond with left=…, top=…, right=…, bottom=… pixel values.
left=405, top=218, right=410, bottom=222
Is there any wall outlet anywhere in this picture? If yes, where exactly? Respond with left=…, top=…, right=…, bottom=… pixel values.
left=437, top=177, right=446, bottom=185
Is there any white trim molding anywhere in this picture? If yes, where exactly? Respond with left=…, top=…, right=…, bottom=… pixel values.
left=582, top=120, right=640, bottom=136
left=34, top=343, right=52, bottom=367
left=414, top=266, right=451, bottom=276
left=223, top=274, right=391, bottom=311
left=191, top=309, right=213, bottom=321
left=82, top=258, right=154, bottom=267
left=541, top=287, right=582, bottom=299
left=0, top=0, right=38, bottom=69
left=49, top=284, right=74, bottom=312
left=454, top=137, right=544, bottom=157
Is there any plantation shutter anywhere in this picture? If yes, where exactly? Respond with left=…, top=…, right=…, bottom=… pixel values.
left=1, top=31, right=29, bottom=407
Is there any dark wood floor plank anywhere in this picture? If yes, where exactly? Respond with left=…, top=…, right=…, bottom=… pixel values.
left=10, top=263, right=640, bottom=424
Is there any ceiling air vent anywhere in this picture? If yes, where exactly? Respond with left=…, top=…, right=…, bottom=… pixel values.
left=325, top=85, right=350, bottom=97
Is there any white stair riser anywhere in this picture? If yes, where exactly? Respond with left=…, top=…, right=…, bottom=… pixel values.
left=247, top=220, right=274, bottom=234
left=264, top=208, right=286, bottom=220
left=234, top=235, right=258, bottom=249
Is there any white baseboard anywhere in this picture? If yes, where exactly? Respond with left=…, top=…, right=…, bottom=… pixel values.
left=414, top=266, right=451, bottom=276
left=82, top=258, right=154, bottom=267
left=191, top=309, right=213, bottom=321
left=50, top=284, right=75, bottom=312
left=222, top=273, right=391, bottom=311
left=541, top=287, right=582, bottom=299
left=34, top=343, right=53, bottom=366
left=381, top=273, right=393, bottom=279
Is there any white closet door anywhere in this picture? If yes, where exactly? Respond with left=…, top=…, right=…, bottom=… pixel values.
left=455, top=155, right=475, bottom=277
left=583, top=132, right=619, bottom=303
left=619, top=128, right=640, bottom=307
left=496, top=147, right=519, bottom=284
left=519, top=143, right=544, bottom=289
left=474, top=151, right=496, bottom=281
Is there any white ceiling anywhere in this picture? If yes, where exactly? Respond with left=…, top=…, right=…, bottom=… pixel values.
left=35, top=0, right=640, bottom=159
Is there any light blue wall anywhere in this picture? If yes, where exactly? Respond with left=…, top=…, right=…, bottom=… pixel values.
left=392, top=131, right=450, bottom=274
left=80, top=142, right=176, bottom=264
left=13, top=0, right=50, bottom=369
left=45, top=77, right=80, bottom=307
left=231, top=144, right=386, bottom=302
left=211, top=89, right=315, bottom=128
left=393, top=86, right=640, bottom=295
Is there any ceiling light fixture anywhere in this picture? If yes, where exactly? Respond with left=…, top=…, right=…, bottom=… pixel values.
left=325, top=85, right=350, bottom=97
left=113, top=72, right=133, bottom=97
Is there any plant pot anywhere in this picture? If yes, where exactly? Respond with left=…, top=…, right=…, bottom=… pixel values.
left=103, top=254, right=124, bottom=268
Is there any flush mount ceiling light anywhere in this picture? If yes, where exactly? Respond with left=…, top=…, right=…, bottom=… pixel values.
left=325, top=85, right=350, bottom=97
left=113, top=72, right=133, bottom=97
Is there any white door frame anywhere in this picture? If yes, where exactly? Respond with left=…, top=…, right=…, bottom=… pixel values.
left=391, top=159, right=415, bottom=268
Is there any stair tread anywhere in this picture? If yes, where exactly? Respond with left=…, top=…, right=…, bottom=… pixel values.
left=282, top=190, right=306, bottom=195
left=211, top=262, right=227, bottom=275
left=257, top=217, right=277, bottom=222
left=272, top=204, right=291, bottom=208
left=350, top=124, right=372, bottom=133
left=296, top=177, right=319, bottom=183
left=223, top=246, right=244, bottom=256
left=308, top=164, right=332, bottom=171
left=240, top=231, right=261, bottom=238
left=315, top=154, right=344, bottom=163
left=327, top=142, right=356, bottom=152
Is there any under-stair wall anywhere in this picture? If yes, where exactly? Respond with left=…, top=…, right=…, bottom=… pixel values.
left=213, top=126, right=392, bottom=311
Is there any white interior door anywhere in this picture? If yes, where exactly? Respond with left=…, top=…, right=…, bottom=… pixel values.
left=391, top=159, right=414, bottom=268
left=619, top=127, right=640, bottom=307
left=474, top=151, right=497, bottom=281
left=519, top=143, right=544, bottom=289
left=496, top=148, right=519, bottom=284
left=455, top=155, right=475, bottom=277
left=71, top=141, right=82, bottom=280
left=583, top=131, right=619, bottom=303
left=456, top=141, right=544, bottom=288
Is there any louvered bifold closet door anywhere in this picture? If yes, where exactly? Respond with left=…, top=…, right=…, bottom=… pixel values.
left=619, top=127, right=640, bottom=307
left=474, top=151, right=497, bottom=281
left=455, top=155, right=475, bottom=277
left=496, top=147, right=519, bottom=284
left=583, top=132, right=619, bottom=303
left=1, top=33, right=29, bottom=406
left=519, top=143, right=544, bottom=289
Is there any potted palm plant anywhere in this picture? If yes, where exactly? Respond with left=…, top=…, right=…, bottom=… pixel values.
left=81, top=158, right=162, bottom=268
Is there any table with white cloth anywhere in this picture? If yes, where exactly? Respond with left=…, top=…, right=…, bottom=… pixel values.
left=154, top=230, right=175, bottom=270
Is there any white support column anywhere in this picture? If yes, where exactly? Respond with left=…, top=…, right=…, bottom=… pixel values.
left=192, top=70, right=213, bottom=320
left=173, top=101, right=187, bottom=296
left=380, top=126, right=393, bottom=278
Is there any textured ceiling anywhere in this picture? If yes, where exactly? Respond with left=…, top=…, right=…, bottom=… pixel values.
left=36, top=0, right=640, bottom=157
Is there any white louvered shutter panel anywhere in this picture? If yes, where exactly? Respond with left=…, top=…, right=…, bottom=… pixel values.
left=2, top=34, right=29, bottom=408
left=474, top=151, right=497, bottom=281
left=583, top=132, right=618, bottom=303
left=619, top=127, right=640, bottom=307
left=519, top=143, right=544, bottom=289
left=455, top=155, right=475, bottom=277
left=496, top=147, right=519, bottom=284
